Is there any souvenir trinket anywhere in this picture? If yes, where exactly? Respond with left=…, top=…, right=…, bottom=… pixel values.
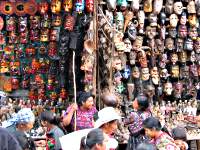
left=124, top=38, right=132, bottom=52
left=29, top=16, right=40, bottom=29
left=159, top=53, right=168, bottom=69
left=86, top=0, right=94, bottom=13
left=138, top=51, right=148, bottom=68
left=160, top=68, right=169, bottom=80
left=165, top=0, right=174, bottom=14
left=170, top=53, right=178, bottom=65
left=164, top=82, right=173, bottom=96
left=146, top=26, right=156, bottom=39
left=131, top=0, right=139, bottom=12
left=0, top=2, right=14, bottom=15
left=190, top=64, right=198, bottom=77
left=153, top=0, right=163, bottom=14
left=189, top=26, right=198, bottom=40
left=127, top=83, right=134, bottom=100
left=165, top=38, right=174, bottom=51
left=112, top=57, right=122, bottom=71
left=179, top=51, right=187, bottom=63
left=18, top=17, right=27, bottom=32
left=51, top=0, right=61, bottom=14
left=144, top=0, right=153, bottom=13
left=0, top=61, right=9, bottom=73
left=75, top=0, right=85, bottom=13
left=11, top=77, right=19, bottom=90
left=29, top=88, right=37, bottom=101
left=190, top=51, right=196, bottom=63
left=180, top=12, right=187, bottom=25
left=40, top=29, right=49, bottom=42
left=52, top=15, right=62, bottom=27
left=8, top=31, right=18, bottom=44
left=24, top=1, right=38, bottom=16
left=141, top=67, right=150, bottom=81
left=6, top=16, right=16, bottom=32
left=0, top=16, right=4, bottom=31
left=178, top=25, right=187, bottom=38
left=50, top=29, right=58, bottom=41
left=60, top=88, right=67, bottom=99
left=63, top=0, right=73, bottom=12
left=48, top=42, right=57, bottom=59
left=150, top=66, right=160, bottom=85
left=176, top=38, right=184, bottom=52
left=64, top=15, right=75, bottom=31
left=131, top=66, right=140, bottom=79
left=123, top=65, right=131, bottom=79
left=31, top=59, right=40, bottom=74
left=47, top=76, right=54, bottom=91
left=171, top=65, right=179, bottom=78
left=21, top=75, right=30, bottom=89
left=188, top=14, right=197, bottom=27
left=187, top=0, right=196, bottom=14
left=133, top=36, right=143, bottom=51
left=127, top=22, right=138, bottom=40
left=159, top=25, right=166, bottom=40
left=30, top=29, right=40, bottom=42
left=184, top=38, right=193, bottom=51
left=137, top=11, right=145, bottom=33
left=174, top=1, right=183, bottom=15
left=26, top=45, right=36, bottom=57
left=155, top=39, right=164, bottom=53
left=19, top=31, right=28, bottom=44
left=39, top=1, right=49, bottom=15
left=129, top=51, right=136, bottom=65
left=169, top=14, right=178, bottom=28
left=148, top=13, right=157, bottom=27
left=168, top=27, right=177, bottom=38
left=0, top=32, right=5, bottom=45
left=107, top=0, right=116, bottom=10
left=38, top=88, right=46, bottom=100
left=180, top=65, right=189, bottom=79
left=115, top=12, right=124, bottom=32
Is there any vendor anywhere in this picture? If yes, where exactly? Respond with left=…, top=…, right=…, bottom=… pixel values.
left=63, top=91, right=97, bottom=131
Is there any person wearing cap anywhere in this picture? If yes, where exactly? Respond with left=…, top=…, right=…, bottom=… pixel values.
left=124, top=94, right=151, bottom=150
left=11, top=108, right=36, bottom=150
left=143, top=117, right=180, bottom=150
left=63, top=91, right=97, bottom=131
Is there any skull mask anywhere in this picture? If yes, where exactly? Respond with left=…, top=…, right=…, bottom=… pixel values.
left=141, top=67, right=150, bottom=81
left=124, top=38, right=132, bottom=52
left=169, top=14, right=178, bottom=27
left=164, top=82, right=173, bottom=95
left=174, top=2, right=183, bottom=15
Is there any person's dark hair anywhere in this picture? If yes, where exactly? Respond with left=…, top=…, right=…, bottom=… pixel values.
left=143, top=117, right=162, bottom=131
left=40, top=111, right=60, bottom=125
left=136, top=143, right=156, bottom=150
left=80, top=128, right=104, bottom=150
left=171, top=127, right=187, bottom=141
left=77, top=91, right=94, bottom=106
left=136, top=94, right=149, bottom=111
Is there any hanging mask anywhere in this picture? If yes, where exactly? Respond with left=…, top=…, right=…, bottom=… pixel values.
left=51, top=0, right=61, bottom=14
left=18, top=17, right=27, bottom=32
left=178, top=25, right=187, bottom=38
left=52, top=15, right=62, bottom=27
left=190, top=64, right=198, bottom=77
left=146, top=26, right=156, bottom=39
left=11, top=77, right=19, bottom=90
left=124, top=38, right=132, bottom=52
left=29, top=16, right=40, bottom=29
left=0, top=2, right=14, bottom=15
left=40, top=28, right=49, bottom=42
left=188, top=14, right=197, bottom=27
left=169, top=14, right=178, bottom=27
left=129, top=51, right=136, bottom=65
left=86, top=0, right=94, bottom=13
left=30, top=29, right=40, bottom=42
left=159, top=25, right=166, bottom=40
left=10, top=61, right=20, bottom=76
left=176, top=38, right=184, bottom=52
left=133, top=36, right=143, bottom=51
left=64, top=14, right=75, bottom=31
left=184, top=38, right=193, bottom=51
left=153, top=0, right=163, bottom=14
left=123, top=65, right=131, bottom=79
left=165, top=38, right=174, bottom=51
left=115, top=12, right=124, bottom=32
left=180, top=12, right=187, bottom=25
left=141, top=67, right=150, bottom=81
left=24, top=1, right=38, bottom=16
left=148, top=13, right=157, bottom=27
left=160, top=12, right=166, bottom=25
left=63, top=0, right=73, bottom=12
left=15, top=2, right=26, bottom=16
left=50, top=29, right=58, bottom=41
left=0, top=61, right=9, bottom=73
left=39, top=1, right=49, bottom=15
left=137, top=11, right=145, bottom=34
left=168, top=27, right=177, bottom=38
left=155, top=39, right=164, bottom=52
left=39, top=44, right=47, bottom=55
left=165, top=0, right=174, bottom=14
left=179, top=50, right=187, bottom=63
left=26, top=46, right=36, bottom=57
left=174, top=82, right=183, bottom=98
left=180, top=65, right=189, bottom=79
left=112, top=57, right=122, bottom=71
left=198, top=66, right=200, bottom=76
left=6, top=16, right=16, bottom=31
left=150, top=66, right=159, bottom=85
left=19, top=31, right=28, bottom=44
left=131, top=66, right=140, bottom=79
left=160, top=68, right=169, bottom=80
left=171, top=53, right=178, bottom=64
left=0, top=16, right=4, bottom=31
left=0, top=32, right=5, bottom=45
left=164, top=82, right=173, bottom=95
left=189, top=26, right=198, bottom=40
left=8, top=31, right=18, bottom=44
left=75, top=0, right=85, bottom=13
left=41, top=14, right=51, bottom=28
left=187, top=0, right=196, bottom=14
left=190, top=51, right=196, bottom=62
left=60, top=88, right=67, bottom=99
left=195, top=37, right=200, bottom=53
left=144, top=0, right=153, bottom=13
left=21, top=75, right=30, bottom=89
left=138, top=51, right=148, bottom=68
left=48, top=42, right=57, bottom=59
left=171, top=65, right=179, bottom=78
left=107, top=0, right=117, bottom=10
left=131, top=0, right=140, bottom=12
left=127, top=22, right=138, bottom=40
left=174, top=2, right=183, bottom=15
left=31, top=58, right=40, bottom=73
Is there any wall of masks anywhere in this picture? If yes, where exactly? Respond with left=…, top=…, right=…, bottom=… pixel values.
left=98, top=0, right=200, bottom=105
left=0, top=0, right=95, bottom=105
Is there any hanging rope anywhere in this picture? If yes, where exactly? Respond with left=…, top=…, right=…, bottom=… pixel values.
left=73, top=51, right=77, bottom=131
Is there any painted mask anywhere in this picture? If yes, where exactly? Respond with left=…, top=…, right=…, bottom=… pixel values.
left=169, top=14, right=178, bottom=27
left=150, top=66, right=159, bottom=85
left=127, top=22, right=137, bottom=40
left=60, top=88, right=67, bottom=99
left=10, top=61, right=20, bottom=76
left=18, top=17, right=27, bottom=32
left=148, top=13, right=157, bottom=27
left=124, top=38, right=132, bottom=52
left=171, top=53, right=178, bottom=64
left=0, top=2, right=14, bottom=15
left=41, top=14, right=51, bottom=28
left=159, top=53, right=168, bottom=68
left=123, top=65, right=131, bottom=79
left=165, top=0, right=174, bottom=14
left=195, top=37, right=200, bottom=53
left=132, top=66, right=140, bottom=79
left=0, top=32, right=5, bottom=45
left=30, top=29, right=39, bottom=42
left=198, top=66, right=200, bottom=76
left=178, top=25, right=187, bottom=38
left=180, top=12, right=187, bottom=25
left=15, top=2, right=26, bottom=16
left=24, top=1, right=38, bottom=16
left=8, top=31, right=18, bottom=44
left=131, top=0, right=139, bottom=12
left=190, top=64, right=198, bottom=77
left=52, top=15, right=62, bottom=27
left=165, top=38, right=174, bottom=51
left=129, top=51, right=136, bottom=65
left=188, top=14, right=197, bottom=27
left=21, top=75, right=30, bottom=89
left=190, top=51, right=196, bottom=62
left=180, top=65, right=189, bottom=79
left=171, top=65, right=179, bottom=78
left=40, top=29, right=49, bottom=42
left=31, top=59, right=40, bottom=73
left=153, top=0, right=163, bottom=14
left=160, top=12, right=166, bottom=25
left=86, top=0, right=94, bottom=13
left=174, top=82, right=183, bottom=98
left=133, top=36, right=143, bottom=51
left=115, top=12, right=124, bottom=32
left=138, top=11, right=145, bottom=33
left=29, top=16, right=40, bottom=29
left=187, top=0, right=196, bottom=14
left=39, top=1, right=49, bottom=15
left=0, top=61, right=9, bottom=73
left=164, top=82, right=173, bottom=95
left=0, top=16, right=4, bottom=31
left=6, top=16, right=16, bottom=31
left=63, top=0, right=73, bottom=12
left=160, top=68, right=169, bottom=80
left=144, top=0, right=153, bottom=13
left=176, top=38, right=184, bottom=52
left=11, top=77, right=19, bottom=90
left=184, top=38, right=193, bottom=51
left=168, top=27, right=177, bottom=38
left=48, top=42, right=57, bottom=58
left=113, top=57, right=122, bottom=71
left=160, top=25, right=166, bottom=40
left=189, top=27, right=198, bottom=40
left=51, top=0, right=61, bottom=14
left=146, top=26, right=156, bottom=39
left=75, top=0, right=85, bottom=13
left=179, top=51, right=187, bottom=63
left=174, top=2, right=183, bottom=15
left=107, top=0, right=117, bottom=10
left=50, top=29, right=58, bottom=41
left=64, top=15, right=75, bottom=31
left=138, top=51, right=148, bottom=68
left=26, top=46, right=35, bottom=57
left=141, top=67, right=150, bottom=81
left=155, top=39, right=164, bottom=52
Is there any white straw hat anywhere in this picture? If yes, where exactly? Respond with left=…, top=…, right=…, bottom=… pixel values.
left=95, top=107, right=121, bottom=128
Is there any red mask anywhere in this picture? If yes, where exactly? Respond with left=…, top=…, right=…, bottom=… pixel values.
left=64, top=15, right=75, bottom=31
left=48, top=42, right=57, bottom=58
left=0, top=16, right=4, bottom=31
left=39, top=2, right=49, bottom=15
left=86, top=0, right=94, bottom=13
left=11, top=77, right=19, bottom=90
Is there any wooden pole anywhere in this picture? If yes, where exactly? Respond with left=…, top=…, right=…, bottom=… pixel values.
left=73, top=51, right=77, bottom=131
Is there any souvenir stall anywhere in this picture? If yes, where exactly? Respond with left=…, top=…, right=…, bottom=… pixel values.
left=97, top=0, right=200, bottom=143
left=0, top=0, right=96, bottom=130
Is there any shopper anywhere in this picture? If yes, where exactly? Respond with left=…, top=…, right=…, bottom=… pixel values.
left=63, top=91, right=97, bottom=131
left=124, top=94, right=151, bottom=150
left=0, top=127, right=22, bottom=150
left=11, top=108, right=36, bottom=150
left=40, top=110, right=64, bottom=150
left=143, top=117, right=180, bottom=150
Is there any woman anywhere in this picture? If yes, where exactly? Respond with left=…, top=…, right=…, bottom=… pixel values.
left=124, top=94, right=151, bottom=150
left=40, top=111, right=64, bottom=150
left=80, top=128, right=106, bottom=150
left=11, top=108, right=36, bottom=150
left=63, top=91, right=97, bottom=131
left=143, top=117, right=180, bottom=150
